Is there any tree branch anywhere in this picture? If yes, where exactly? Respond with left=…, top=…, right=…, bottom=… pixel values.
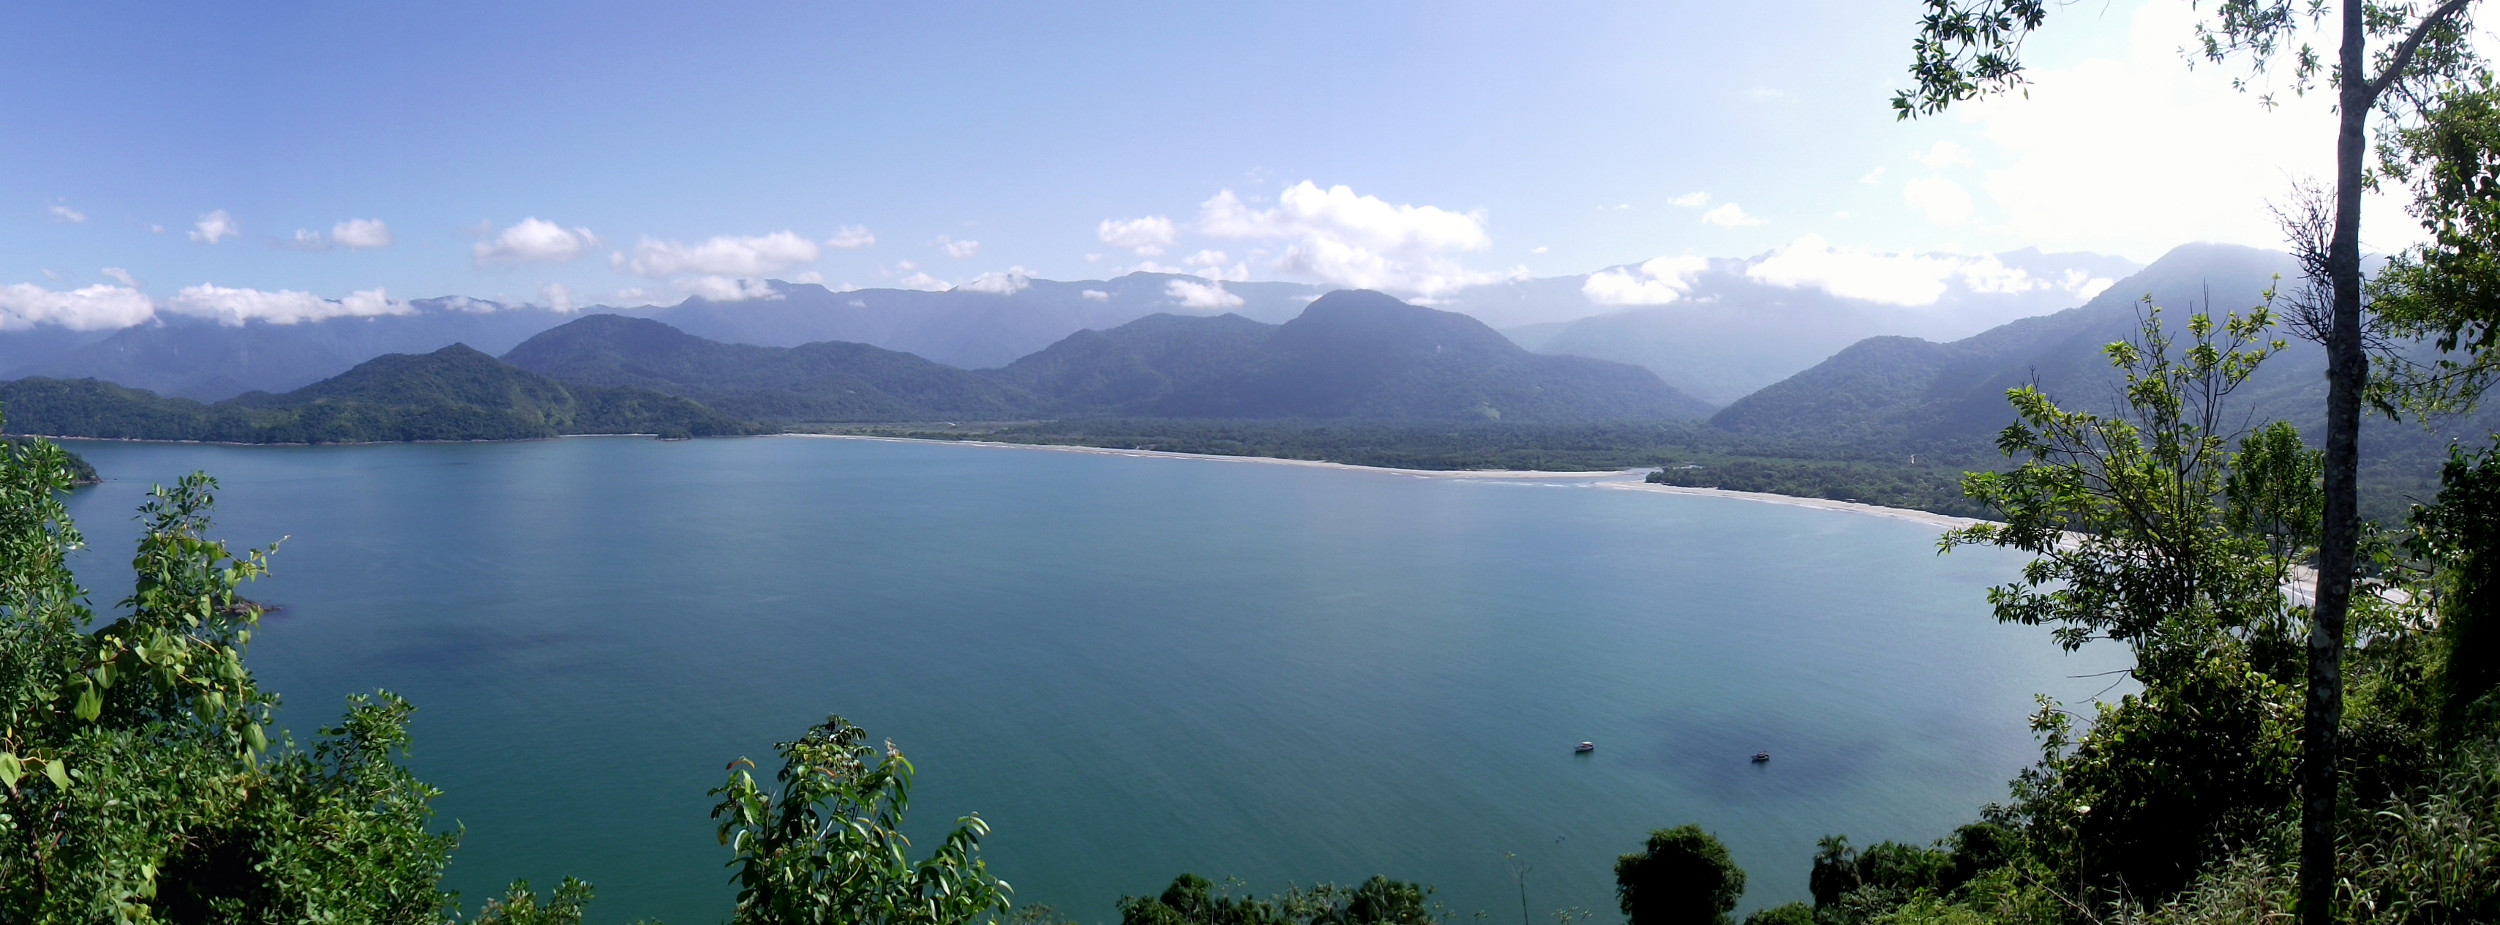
left=2365, top=0, right=2476, bottom=102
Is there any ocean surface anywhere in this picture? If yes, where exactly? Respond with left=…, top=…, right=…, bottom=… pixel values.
left=57, top=436, right=2119, bottom=925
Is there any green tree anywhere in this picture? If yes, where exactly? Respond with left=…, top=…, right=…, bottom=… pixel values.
left=1613, top=825, right=1744, bottom=925
left=1898, top=5, right=2484, bottom=920
left=1116, top=874, right=1436, bottom=925
left=1944, top=303, right=2300, bottom=679
left=1938, top=305, right=2337, bottom=908
left=711, top=714, right=1012, bottom=925
left=2409, top=439, right=2500, bottom=738
left=1736, top=903, right=1810, bottom=925
left=0, top=430, right=472, bottom=923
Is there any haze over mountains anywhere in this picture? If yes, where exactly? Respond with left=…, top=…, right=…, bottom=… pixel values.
left=1, top=245, right=2138, bottom=409
left=505, top=291, right=1713, bottom=424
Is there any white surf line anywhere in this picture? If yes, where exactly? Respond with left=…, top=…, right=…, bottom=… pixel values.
left=784, top=433, right=2000, bottom=527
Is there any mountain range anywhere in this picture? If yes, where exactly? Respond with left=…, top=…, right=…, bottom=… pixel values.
left=502, top=290, right=1713, bottom=424
left=1, top=247, right=2136, bottom=406
left=0, top=344, right=757, bottom=443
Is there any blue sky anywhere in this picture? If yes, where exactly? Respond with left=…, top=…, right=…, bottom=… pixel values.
left=0, top=1, right=2369, bottom=319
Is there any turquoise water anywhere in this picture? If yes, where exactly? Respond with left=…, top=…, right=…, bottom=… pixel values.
left=58, top=437, right=2115, bottom=925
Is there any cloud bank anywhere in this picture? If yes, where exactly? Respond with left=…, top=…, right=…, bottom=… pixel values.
left=1199, top=181, right=1494, bottom=297
left=475, top=218, right=596, bottom=265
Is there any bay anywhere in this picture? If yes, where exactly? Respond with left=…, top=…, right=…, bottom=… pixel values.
left=58, top=436, right=2117, bottom=924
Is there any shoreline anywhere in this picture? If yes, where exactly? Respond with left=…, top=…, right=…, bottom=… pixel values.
left=40, top=429, right=1990, bottom=529
left=788, top=433, right=1992, bottom=528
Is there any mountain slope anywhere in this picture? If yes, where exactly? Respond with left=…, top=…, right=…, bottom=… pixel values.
left=994, top=290, right=1715, bottom=422
left=645, top=275, right=1326, bottom=369
left=3, top=344, right=760, bottom=442
left=502, top=314, right=1032, bottom=421
left=1482, top=248, right=2143, bottom=402
left=24, top=299, right=575, bottom=401
left=1712, top=243, right=2300, bottom=445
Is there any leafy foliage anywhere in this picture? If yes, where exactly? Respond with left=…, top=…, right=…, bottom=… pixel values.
left=1944, top=303, right=2300, bottom=664
left=1613, top=825, right=1745, bottom=925
left=2409, top=439, right=2500, bottom=740
left=0, top=425, right=462, bottom=923
left=1115, top=873, right=1438, bottom=925
left=711, top=714, right=1012, bottom=925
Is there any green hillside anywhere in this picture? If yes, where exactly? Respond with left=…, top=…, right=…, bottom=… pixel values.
left=994, top=290, right=1717, bottom=422
left=504, top=314, right=1033, bottom=422
left=1, top=344, right=763, bottom=443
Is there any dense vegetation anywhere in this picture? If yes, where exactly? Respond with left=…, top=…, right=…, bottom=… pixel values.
left=985, top=291, right=1713, bottom=422
left=0, top=344, right=764, bottom=444
left=1, top=437, right=93, bottom=484
left=503, top=315, right=1033, bottom=423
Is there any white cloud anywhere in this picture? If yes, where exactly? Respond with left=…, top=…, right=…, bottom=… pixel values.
left=474, top=218, right=596, bottom=265
left=2061, top=268, right=2116, bottom=300
left=0, top=283, right=154, bottom=330
left=291, top=229, right=329, bottom=250
left=47, top=205, right=86, bottom=224
left=894, top=271, right=949, bottom=291
left=791, top=271, right=826, bottom=286
left=1700, top=203, right=1764, bottom=227
left=1182, top=249, right=1249, bottom=281
left=100, top=267, right=139, bottom=288
left=1903, top=176, right=1977, bottom=225
left=623, top=231, right=820, bottom=278
left=1167, top=278, right=1244, bottom=310
left=165, top=285, right=410, bottom=325
left=1957, top=1, right=2390, bottom=259
left=826, top=225, right=877, bottom=249
left=1197, top=181, right=1494, bottom=296
left=332, top=218, right=393, bottom=250
left=937, top=235, right=979, bottom=259
left=1669, top=192, right=1712, bottom=208
left=1081, top=289, right=1110, bottom=301
left=678, top=276, right=780, bottom=302
left=1859, top=167, right=1887, bottom=185
left=540, top=283, right=575, bottom=312
left=1913, top=141, right=1975, bottom=169
left=1582, top=255, right=1710, bottom=306
left=1098, top=215, right=1177, bottom=256
left=957, top=269, right=1032, bottom=294
left=189, top=210, right=238, bottom=244
left=1744, top=235, right=2060, bottom=306
left=1531, top=245, right=1550, bottom=254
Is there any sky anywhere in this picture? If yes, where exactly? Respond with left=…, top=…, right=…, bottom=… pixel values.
left=0, top=0, right=2424, bottom=326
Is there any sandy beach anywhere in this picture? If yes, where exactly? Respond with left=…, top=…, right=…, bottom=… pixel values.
left=789, top=433, right=1993, bottom=530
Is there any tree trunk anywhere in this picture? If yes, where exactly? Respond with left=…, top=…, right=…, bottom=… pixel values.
left=2302, top=5, right=2369, bottom=923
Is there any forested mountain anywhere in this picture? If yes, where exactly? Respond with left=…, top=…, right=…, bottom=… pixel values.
left=993, top=289, right=1716, bottom=421
left=0, top=344, right=758, bottom=443
left=503, top=315, right=1032, bottom=422
left=647, top=275, right=1329, bottom=368
left=1487, top=248, right=2141, bottom=403
left=16, top=298, right=573, bottom=401
left=1712, top=244, right=2300, bottom=445
left=0, top=250, right=2137, bottom=407
left=0, top=277, right=1331, bottom=401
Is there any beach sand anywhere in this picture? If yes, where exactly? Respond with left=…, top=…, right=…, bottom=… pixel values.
left=789, top=433, right=1990, bottom=530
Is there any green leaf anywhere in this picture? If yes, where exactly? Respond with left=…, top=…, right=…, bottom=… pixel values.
left=74, top=684, right=102, bottom=722
left=0, top=752, right=21, bottom=790
left=42, top=759, right=67, bottom=792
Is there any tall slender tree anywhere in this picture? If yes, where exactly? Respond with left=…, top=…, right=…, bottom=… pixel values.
left=1894, top=3, right=2482, bottom=922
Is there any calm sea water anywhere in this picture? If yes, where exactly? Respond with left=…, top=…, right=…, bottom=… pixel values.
left=58, top=437, right=2116, bottom=925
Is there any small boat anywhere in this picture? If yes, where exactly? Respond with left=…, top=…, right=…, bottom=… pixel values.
left=1751, top=751, right=1771, bottom=763
left=1575, top=741, right=1596, bottom=754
